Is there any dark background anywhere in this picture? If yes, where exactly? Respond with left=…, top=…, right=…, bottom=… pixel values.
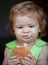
left=0, top=0, right=48, bottom=65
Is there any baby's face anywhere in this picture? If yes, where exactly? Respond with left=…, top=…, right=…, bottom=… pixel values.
left=13, top=15, right=40, bottom=43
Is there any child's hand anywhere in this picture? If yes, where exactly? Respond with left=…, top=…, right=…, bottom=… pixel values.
left=22, top=54, right=36, bottom=65
left=7, top=55, right=21, bottom=65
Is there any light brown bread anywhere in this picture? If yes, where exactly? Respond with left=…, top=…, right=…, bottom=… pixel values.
left=12, top=46, right=30, bottom=58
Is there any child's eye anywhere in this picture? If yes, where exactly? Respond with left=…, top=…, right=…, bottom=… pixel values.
left=29, top=25, right=34, bottom=28
left=17, top=26, right=23, bottom=29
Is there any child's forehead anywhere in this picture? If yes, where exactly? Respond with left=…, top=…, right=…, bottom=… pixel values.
left=16, top=16, right=35, bottom=21
left=14, top=13, right=39, bottom=22
left=13, top=15, right=39, bottom=25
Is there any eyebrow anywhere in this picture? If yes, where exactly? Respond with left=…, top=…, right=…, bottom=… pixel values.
left=15, top=24, right=36, bottom=27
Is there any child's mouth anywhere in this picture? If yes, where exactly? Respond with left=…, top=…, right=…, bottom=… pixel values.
left=21, top=32, right=32, bottom=39
left=22, top=34, right=32, bottom=39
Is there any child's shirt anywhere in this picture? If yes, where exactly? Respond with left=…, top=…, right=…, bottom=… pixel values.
left=6, top=39, right=47, bottom=61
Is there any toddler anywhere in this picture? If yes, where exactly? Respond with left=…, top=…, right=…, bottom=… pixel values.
left=2, top=1, right=48, bottom=65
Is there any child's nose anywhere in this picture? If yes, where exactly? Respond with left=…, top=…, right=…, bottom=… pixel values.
left=23, top=28, right=30, bottom=33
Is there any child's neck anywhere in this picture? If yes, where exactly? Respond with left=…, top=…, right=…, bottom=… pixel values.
left=16, top=41, right=35, bottom=49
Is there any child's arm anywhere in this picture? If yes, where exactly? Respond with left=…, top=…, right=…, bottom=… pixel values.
left=2, top=47, right=10, bottom=65
left=37, top=45, right=48, bottom=65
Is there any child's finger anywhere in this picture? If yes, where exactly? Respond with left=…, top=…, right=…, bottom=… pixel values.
left=24, top=57, right=33, bottom=62
left=14, top=61, right=20, bottom=65
left=28, top=54, right=36, bottom=61
left=8, top=55, right=17, bottom=60
left=22, top=59, right=30, bottom=65
left=8, top=62, right=15, bottom=65
left=8, top=58, right=20, bottom=62
left=7, top=59, right=20, bottom=65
